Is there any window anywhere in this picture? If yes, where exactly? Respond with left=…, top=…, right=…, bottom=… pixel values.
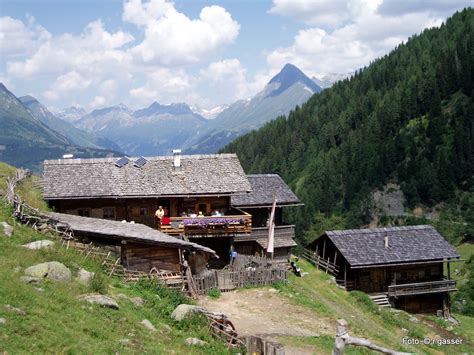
left=78, top=208, right=90, bottom=217
left=103, top=207, right=115, bottom=219
left=140, top=207, right=148, bottom=216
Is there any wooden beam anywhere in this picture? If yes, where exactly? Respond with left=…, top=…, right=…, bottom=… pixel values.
left=322, top=238, right=326, bottom=260
left=344, top=263, right=347, bottom=288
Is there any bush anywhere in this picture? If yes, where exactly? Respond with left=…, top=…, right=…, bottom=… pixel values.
left=89, top=272, right=107, bottom=294
left=207, top=287, right=221, bottom=299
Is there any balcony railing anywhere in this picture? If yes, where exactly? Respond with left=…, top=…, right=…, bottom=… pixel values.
left=388, top=279, right=457, bottom=297
left=160, top=213, right=252, bottom=237
left=235, top=224, right=296, bottom=240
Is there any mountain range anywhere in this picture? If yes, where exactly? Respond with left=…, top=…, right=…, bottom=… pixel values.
left=0, top=63, right=341, bottom=169
left=58, top=63, right=325, bottom=156
left=0, top=84, right=122, bottom=172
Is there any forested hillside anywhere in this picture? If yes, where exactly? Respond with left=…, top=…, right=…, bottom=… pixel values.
left=222, top=9, right=473, bottom=244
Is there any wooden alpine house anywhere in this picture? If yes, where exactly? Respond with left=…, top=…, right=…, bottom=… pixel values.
left=305, top=225, right=460, bottom=314
left=42, top=152, right=252, bottom=264
left=231, top=174, right=302, bottom=261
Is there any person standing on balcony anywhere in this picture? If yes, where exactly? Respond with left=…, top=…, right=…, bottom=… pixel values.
left=155, top=205, right=164, bottom=228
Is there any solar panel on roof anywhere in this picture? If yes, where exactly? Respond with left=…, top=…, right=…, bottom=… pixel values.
left=115, top=157, right=129, bottom=167
left=134, top=156, right=147, bottom=168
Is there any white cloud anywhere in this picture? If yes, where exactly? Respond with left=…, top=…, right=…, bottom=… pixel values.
left=200, top=59, right=250, bottom=101
left=266, top=0, right=468, bottom=77
left=43, top=71, right=91, bottom=101
left=89, top=95, right=106, bottom=109
left=269, top=0, right=380, bottom=28
left=6, top=19, right=134, bottom=78
left=129, top=67, right=194, bottom=105
left=124, top=0, right=240, bottom=65
left=0, top=15, right=51, bottom=57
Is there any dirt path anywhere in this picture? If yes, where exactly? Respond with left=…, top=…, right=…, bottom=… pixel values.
left=198, top=288, right=335, bottom=338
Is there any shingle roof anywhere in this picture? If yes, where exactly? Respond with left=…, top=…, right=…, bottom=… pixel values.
left=48, top=212, right=217, bottom=257
left=231, top=174, right=300, bottom=207
left=255, top=236, right=297, bottom=249
left=324, top=225, right=459, bottom=267
left=43, top=154, right=251, bottom=199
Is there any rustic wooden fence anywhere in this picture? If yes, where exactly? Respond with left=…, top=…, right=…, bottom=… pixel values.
left=193, top=267, right=288, bottom=295
left=302, top=248, right=340, bottom=276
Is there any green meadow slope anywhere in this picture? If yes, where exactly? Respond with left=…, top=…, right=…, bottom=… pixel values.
left=0, top=162, right=473, bottom=354
left=0, top=163, right=239, bottom=354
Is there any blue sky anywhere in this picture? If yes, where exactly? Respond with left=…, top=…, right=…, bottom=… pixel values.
left=1, top=0, right=472, bottom=111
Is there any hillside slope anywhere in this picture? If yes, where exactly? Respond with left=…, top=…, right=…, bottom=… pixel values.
left=222, top=9, right=474, bottom=242
left=0, top=163, right=239, bottom=354
left=19, top=95, right=104, bottom=149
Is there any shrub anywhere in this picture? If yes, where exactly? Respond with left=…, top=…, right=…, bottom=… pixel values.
left=89, top=272, right=107, bottom=294
left=207, top=287, right=221, bottom=299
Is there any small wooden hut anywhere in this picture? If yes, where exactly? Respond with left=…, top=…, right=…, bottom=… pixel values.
left=49, top=212, right=217, bottom=273
left=305, top=225, right=460, bottom=313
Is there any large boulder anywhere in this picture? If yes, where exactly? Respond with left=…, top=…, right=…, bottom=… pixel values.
left=0, top=222, right=13, bottom=237
left=24, top=261, right=71, bottom=282
left=76, top=268, right=95, bottom=285
left=78, top=294, right=119, bottom=309
left=22, top=240, right=54, bottom=250
left=171, top=304, right=206, bottom=321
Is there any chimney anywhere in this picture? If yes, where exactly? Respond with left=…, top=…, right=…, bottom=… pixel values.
left=384, top=235, right=389, bottom=248
left=172, top=149, right=181, bottom=168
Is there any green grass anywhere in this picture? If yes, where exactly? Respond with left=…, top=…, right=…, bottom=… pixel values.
left=15, top=174, right=50, bottom=211
left=273, top=259, right=474, bottom=354
left=0, top=196, right=237, bottom=354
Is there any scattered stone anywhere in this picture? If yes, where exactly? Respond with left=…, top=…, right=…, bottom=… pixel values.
left=130, top=297, right=144, bottom=307
left=141, top=319, right=157, bottom=332
left=0, top=318, right=6, bottom=325
left=401, top=328, right=408, bottom=333
left=24, top=261, right=71, bottom=282
left=160, top=324, right=172, bottom=333
left=409, top=316, right=419, bottom=323
left=118, top=339, right=130, bottom=345
left=184, top=337, right=208, bottom=347
left=13, top=267, right=22, bottom=274
left=22, top=240, right=54, bottom=250
left=78, top=294, right=119, bottom=309
left=301, top=272, right=309, bottom=277
left=127, top=333, right=135, bottom=337
left=115, top=293, right=129, bottom=300
left=268, top=288, right=278, bottom=293
left=35, top=288, right=44, bottom=293
left=447, top=316, right=459, bottom=325
left=0, top=222, right=13, bottom=237
left=446, top=326, right=454, bottom=331
left=171, top=304, right=205, bottom=321
left=5, top=304, right=26, bottom=316
left=20, top=276, right=42, bottom=284
left=76, top=268, right=95, bottom=285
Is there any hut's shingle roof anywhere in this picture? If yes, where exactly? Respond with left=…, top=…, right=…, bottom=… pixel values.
left=231, top=174, right=300, bottom=207
left=48, top=212, right=217, bottom=257
left=325, top=225, right=459, bottom=267
left=43, top=154, right=251, bottom=199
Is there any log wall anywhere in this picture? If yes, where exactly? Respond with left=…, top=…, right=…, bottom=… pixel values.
left=121, top=242, right=180, bottom=272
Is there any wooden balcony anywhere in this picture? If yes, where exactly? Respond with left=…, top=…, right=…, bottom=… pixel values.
left=388, top=279, right=457, bottom=297
left=160, top=213, right=252, bottom=237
